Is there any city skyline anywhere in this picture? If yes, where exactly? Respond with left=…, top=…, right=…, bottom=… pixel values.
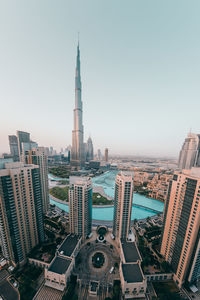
left=0, top=1, right=200, bottom=157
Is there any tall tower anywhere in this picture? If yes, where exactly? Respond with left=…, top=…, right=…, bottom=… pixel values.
left=71, top=43, right=85, bottom=169
left=0, top=161, right=44, bottom=265
left=69, top=177, right=92, bottom=239
left=178, top=133, right=200, bottom=170
left=160, top=168, right=200, bottom=287
left=113, top=172, right=134, bottom=240
left=25, top=147, right=49, bottom=214
left=86, top=137, right=94, bottom=162
left=105, top=148, right=108, bottom=162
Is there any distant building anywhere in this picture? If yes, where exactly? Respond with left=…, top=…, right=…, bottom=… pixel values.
left=0, top=161, right=44, bottom=266
left=8, top=135, right=19, bottom=161
left=71, top=43, right=85, bottom=169
left=89, top=160, right=100, bottom=170
left=160, top=168, right=200, bottom=287
left=25, top=147, right=49, bottom=214
left=104, top=148, right=108, bottom=162
left=69, top=177, right=92, bottom=239
left=86, top=137, right=94, bottom=162
left=97, top=149, right=101, bottom=160
left=178, top=133, right=200, bottom=170
left=16, top=130, right=30, bottom=160
left=113, top=172, right=134, bottom=240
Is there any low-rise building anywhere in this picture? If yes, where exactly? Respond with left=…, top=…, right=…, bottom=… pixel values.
left=45, top=234, right=81, bottom=291
left=119, top=239, right=147, bottom=299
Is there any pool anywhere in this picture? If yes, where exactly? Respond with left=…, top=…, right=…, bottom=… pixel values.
left=49, top=171, right=164, bottom=221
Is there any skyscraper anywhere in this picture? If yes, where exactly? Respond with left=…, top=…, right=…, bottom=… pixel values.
left=97, top=149, right=101, bottom=161
left=105, top=148, right=108, bottom=162
left=69, top=177, right=92, bottom=239
left=8, top=135, right=19, bottom=162
left=113, top=172, right=134, bottom=240
left=15, top=130, right=38, bottom=162
left=71, top=44, right=85, bottom=169
left=0, top=161, right=44, bottom=266
left=86, top=137, right=94, bottom=162
left=178, top=133, right=200, bottom=170
left=160, top=168, right=200, bottom=287
left=25, top=147, right=49, bottom=214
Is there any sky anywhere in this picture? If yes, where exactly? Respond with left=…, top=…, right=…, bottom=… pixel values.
left=0, top=0, right=200, bottom=158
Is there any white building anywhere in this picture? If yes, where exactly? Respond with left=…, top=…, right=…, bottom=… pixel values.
left=69, top=177, right=92, bottom=240
left=113, top=172, right=134, bottom=240
left=45, top=234, right=81, bottom=291
left=178, top=133, right=200, bottom=170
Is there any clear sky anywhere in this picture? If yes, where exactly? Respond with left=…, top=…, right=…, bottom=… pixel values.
left=0, top=0, right=200, bottom=157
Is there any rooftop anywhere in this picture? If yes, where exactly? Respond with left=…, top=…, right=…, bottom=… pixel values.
left=122, top=263, right=144, bottom=283
left=48, top=256, right=71, bottom=274
left=58, top=234, right=80, bottom=257
left=121, top=240, right=141, bottom=263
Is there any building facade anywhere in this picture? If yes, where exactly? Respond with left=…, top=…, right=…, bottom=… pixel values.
left=69, top=177, right=92, bottom=239
left=160, top=168, right=200, bottom=287
left=86, top=137, right=94, bottom=162
left=25, top=147, right=49, bottom=214
left=178, top=133, right=200, bottom=170
left=104, top=148, right=108, bottom=162
left=71, top=44, right=85, bottom=169
left=8, top=135, right=19, bottom=162
left=113, top=172, right=134, bottom=240
left=0, top=162, right=44, bottom=266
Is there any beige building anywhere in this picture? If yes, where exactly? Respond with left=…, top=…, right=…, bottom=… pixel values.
left=160, top=168, right=200, bottom=287
left=69, top=177, right=92, bottom=240
left=45, top=234, right=81, bottom=291
left=0, top=162, right=44, bottom=266
left=25, top=147, right=49, bottom=214
left=119, top=240, right=147, bottom=298
left=113, top=172, right=134, bottom=240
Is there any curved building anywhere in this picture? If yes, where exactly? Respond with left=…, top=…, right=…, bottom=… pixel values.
left=178, top=133, right=200, bottom=170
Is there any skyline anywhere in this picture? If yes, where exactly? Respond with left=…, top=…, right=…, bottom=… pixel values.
left=0, top=1, right=200, bottom=157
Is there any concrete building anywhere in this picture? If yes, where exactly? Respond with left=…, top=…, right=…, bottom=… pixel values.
left=0, top=161, right=44, bottom=266
left=119, top=240, right=147, bottom=298
left=104, top=148, right=108, bottom=162
left=97, top=149, right=101, bottom=161
left=113, top=172, right=134, bottom=240
left=69, top=177, right=92, bottom=240
left=8, top=135, right=19, bottom=162
left=45, top=234, right=81, bottom=291
left=25, top=147, right=49, bottom=214
left=86, top=137, right=94, bottom=162
left=160, top=168, right=200, bottom=287
left=178, top=133, right=200, bottom=170
left=71, top=43, right=85, bottom=169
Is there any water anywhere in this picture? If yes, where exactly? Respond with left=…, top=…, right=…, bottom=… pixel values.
left=49, top=171, right=164, bottom=221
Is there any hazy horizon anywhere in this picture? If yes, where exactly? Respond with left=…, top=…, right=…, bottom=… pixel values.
left=0, top=1, right=200, bottom=157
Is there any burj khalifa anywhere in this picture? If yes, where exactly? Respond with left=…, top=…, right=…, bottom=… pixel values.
left=71, top=43, right=85, bottom=168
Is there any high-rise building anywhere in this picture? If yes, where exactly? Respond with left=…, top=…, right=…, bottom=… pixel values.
left=113, top=172, right=134, bottom=240
left=105, top=148, right=108, bottom=162
left=0, top=161, right=44, bottom=266
left=8, top=135, right=19, bottom=162
left=86, top=137, right=94, bottom=162
left=160, top=168, right=200, bottom=287
left=69, top=177, right=92, bottom=239
left=71, top=43, right=85, bottom=169
left=15, top=130, right=38, bottom=162
left=25, top=147, right=49, bottom=214
left=97, top=149, right=101, bottom=161
left=16, top=130, right=30, bottom=159
left=178, top=133, right=200, bottom=170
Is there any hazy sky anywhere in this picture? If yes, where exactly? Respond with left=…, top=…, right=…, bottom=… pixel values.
left=0, top=0, right=200, bottom=157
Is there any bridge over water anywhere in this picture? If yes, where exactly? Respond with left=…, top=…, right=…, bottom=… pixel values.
left=132, top=203, right=161, bottom=214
